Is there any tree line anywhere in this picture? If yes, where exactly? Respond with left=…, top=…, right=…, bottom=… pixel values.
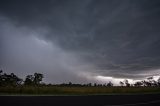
left=119, top=77, right=160, bottom=87
left=0, top=69, right=160, bottom=87
left=0, top=70, right=43, bottom=86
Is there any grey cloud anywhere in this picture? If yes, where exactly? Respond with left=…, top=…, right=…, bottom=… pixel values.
left=0, top=17, right=95, bottom=84
left=1, top=0, right=160, bottom=83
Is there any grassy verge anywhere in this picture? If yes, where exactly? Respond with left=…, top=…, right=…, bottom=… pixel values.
left=0, top=86, right=160, bottom=95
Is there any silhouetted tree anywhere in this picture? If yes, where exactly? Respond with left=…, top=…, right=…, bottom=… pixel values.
left=33, top=73, right=43, bottom=85
left=24, top=73, right=43, bottom=86
left=87, top=83, right=92, bottom=87
left=134, top=81, right=143, bottom=87
left=10, top=73, right=23, bottom=85
left=119, top=81, right=124, bottom=87
left=107, top=81, right=113, bottom=87
left=124, top=80, right=130, bottom=87
left=94, top=83, right=97, bottom=87
left=24, top=75, right=34, bottom=85
left=68, top=82, right=72, bottom=86
left=145, top=77, right=157, bottom=86
left=0, top=70, right=2, bottom=74
left=0, top=70, right=22, bottom=86
left=152, top=80, right=158, bottom=86
left=142, top=80, right=152, bottom=87
left=0, top=70, right=3, bottom=86
left=157, top=77, right=160, bottom=86
left=103, top=83, right=107, bottom=87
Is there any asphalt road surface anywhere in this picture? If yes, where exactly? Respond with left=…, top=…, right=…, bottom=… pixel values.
left=0, top=94, right=160, bottom=106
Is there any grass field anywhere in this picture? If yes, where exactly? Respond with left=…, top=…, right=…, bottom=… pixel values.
left=0, top=86, right=160, bottom=95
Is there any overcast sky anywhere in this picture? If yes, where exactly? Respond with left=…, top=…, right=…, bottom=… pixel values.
left=0, top=0, right=160, bottom=84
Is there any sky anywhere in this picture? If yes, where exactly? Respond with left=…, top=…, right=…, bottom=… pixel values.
left=0, top=0, right=160, bottom=85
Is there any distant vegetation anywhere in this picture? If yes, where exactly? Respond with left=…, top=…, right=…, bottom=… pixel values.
left=0, top=69, right=160, bottom=95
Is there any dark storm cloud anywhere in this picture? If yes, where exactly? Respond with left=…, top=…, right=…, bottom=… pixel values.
left=1, top=0, right=160, bottom=83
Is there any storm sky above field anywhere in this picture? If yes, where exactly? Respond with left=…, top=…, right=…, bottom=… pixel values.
left=1, top=0, right=160, bottom=84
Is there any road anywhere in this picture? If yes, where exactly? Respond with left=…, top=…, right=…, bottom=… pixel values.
left=0, top=94, right=160, bottom=106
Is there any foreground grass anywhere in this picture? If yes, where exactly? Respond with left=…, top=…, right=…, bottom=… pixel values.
left=0, top=86, right=160, bottom=95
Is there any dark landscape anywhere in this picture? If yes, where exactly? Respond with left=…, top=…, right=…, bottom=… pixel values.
left=0, top=70, right=160, bottom=106
left=1, top=94, right=160, bottom=106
